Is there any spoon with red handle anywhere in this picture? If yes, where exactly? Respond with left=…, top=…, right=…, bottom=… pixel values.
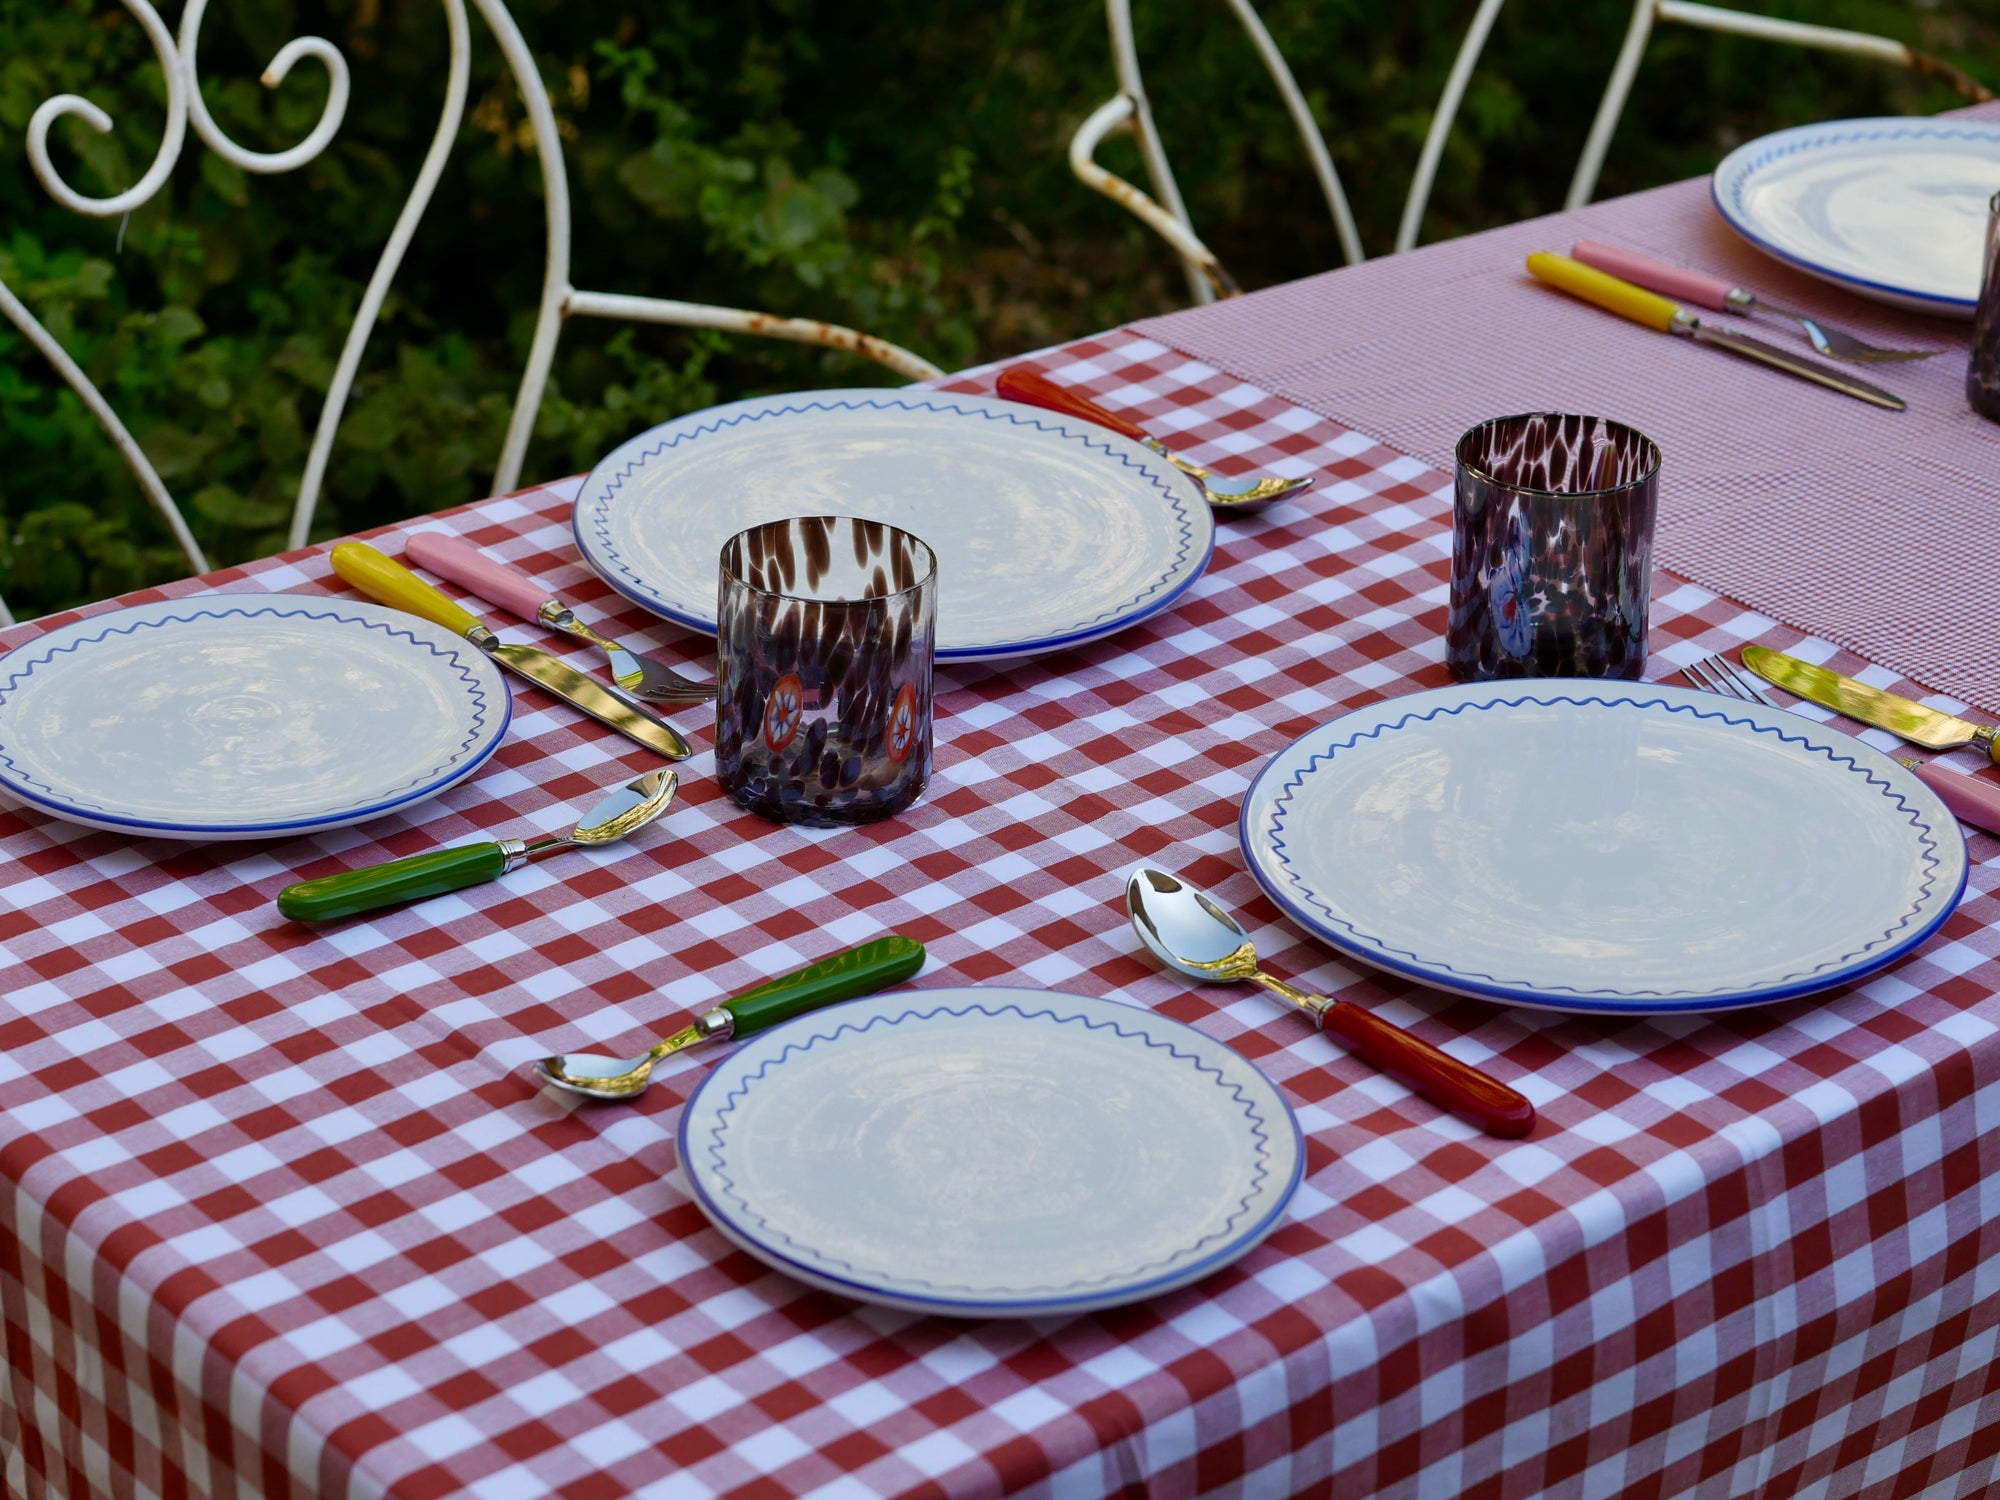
left=994, top=366, right=1313, bottom=510
left=1126, top=868, right=1536, bottom=1137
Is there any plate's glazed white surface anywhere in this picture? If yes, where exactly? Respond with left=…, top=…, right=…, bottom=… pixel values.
left=1240, top=681, right=1966, bottom=1014
left=573, top=390, right=1215, bottom=662
left=1712, top=118, right=2000, bottom=316
left=678, top=988, right=1302, bottom=1317
left=0, top=596, right=510, bottom=839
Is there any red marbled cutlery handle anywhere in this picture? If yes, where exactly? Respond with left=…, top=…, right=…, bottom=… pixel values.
left=995, top=365, right=1150, bottom=443
left=1318, top=1000, right=1537, bottom=1138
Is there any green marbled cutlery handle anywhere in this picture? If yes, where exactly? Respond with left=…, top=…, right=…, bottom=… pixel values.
left=278, top=843, right=507, bottom=923
left=723, top=935, right=926, bottom=1033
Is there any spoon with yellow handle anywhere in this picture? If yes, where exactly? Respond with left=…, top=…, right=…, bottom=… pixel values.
left=277, top=769, right=677, bottom=922
left=535, top=934, right=927, bottom=1099
left=1525, top=251, right=1906, bottom=412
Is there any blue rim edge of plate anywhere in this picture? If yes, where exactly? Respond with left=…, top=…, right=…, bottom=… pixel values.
left=0, top=599, right=512, bottom=838
left=1237, top=683, right=1969, bottom=1016
left=1710, top=117, right=2000, bottom=316
left=674, top=989, right=1305, bottom=1317
left=569, top=391, right=1217, bottom=664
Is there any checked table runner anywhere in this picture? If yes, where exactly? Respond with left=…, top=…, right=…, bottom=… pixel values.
left=3, top=329, right=1999, bottom=1499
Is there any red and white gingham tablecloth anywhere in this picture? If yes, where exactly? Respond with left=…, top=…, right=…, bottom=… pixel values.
left=3, top=329, right=1999, bottom=1500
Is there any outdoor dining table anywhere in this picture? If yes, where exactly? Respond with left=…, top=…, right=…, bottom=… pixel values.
left=5, top=114, right=2000, bottom=1500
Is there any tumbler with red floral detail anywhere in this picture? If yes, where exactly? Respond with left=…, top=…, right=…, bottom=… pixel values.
left=716, top=515, right=936, bottom=826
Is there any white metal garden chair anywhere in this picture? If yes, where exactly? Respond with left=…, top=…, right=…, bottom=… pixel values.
left=1066, top=0, right=1365, bottom=308
left=1395, top=0, right=1994, bottom=253
left=0, top=0, right=942, bottom=627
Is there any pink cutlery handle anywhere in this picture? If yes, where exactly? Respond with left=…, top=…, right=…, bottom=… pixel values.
left=1571, top=241, right=1733, bottom=313
left=1318, top=1000, right=1536, bottom=1138
left=1910, top=762, right=2000, bottom=837
left=406, top=532, right=553, bottom=625
left=994, top=366, right=1150, bottom=443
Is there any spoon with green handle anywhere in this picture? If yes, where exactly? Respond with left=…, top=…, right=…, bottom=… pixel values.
left=535, top=934, right=927, bottom=1099
left=277, top=770, right=677, bottom=923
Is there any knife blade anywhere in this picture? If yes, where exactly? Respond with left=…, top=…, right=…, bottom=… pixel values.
left=329, top=542, right=692, bottom=761
left=1525, top=252, right=1907, bottom=412
left=1741, top=646, right=1998, bottom=761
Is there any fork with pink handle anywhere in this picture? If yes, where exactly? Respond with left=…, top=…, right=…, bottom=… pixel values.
left=1571, top=242, right=1935, bottom=365
left=405, top=531, right=716, bottom=703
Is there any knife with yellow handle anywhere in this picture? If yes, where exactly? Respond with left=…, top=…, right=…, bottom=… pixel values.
left=330, top=542, right=691, bottom=761
left=1741, top=645, right=2000, bottom=835
left=1525, top=252, right=1907, bottom=412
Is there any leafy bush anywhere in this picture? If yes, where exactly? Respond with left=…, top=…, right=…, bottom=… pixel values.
left=0, top=0, right=1987, bottom=616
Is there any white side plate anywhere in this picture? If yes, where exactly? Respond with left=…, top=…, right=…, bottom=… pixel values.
left=573, top=390, right=1216, bottom=662
left=679, top=988, right=1303, bottom=1317
left=1240, top=681, right=1966, bottom=1014
left=0, top=596, right=511, bottom=840
left=1712, top=117, right=2000, bottom=317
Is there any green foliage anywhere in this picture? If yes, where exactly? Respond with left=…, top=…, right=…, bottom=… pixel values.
left=0, top=0, right=1990, bottom=616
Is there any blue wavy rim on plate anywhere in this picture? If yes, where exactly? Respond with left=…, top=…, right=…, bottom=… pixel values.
left=1238, top=680, right=1968, bottom=1015
left=0, top=597, right=511, bottom=839
left=1711, top=117, right=2000, bottom=316
left=571, top=390, right=1216, bottom=663
left=676, top=988, right=1304, bottom=1317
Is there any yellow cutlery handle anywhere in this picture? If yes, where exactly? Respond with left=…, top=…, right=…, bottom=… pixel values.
left=331, top=542, right=482, bottom=638
left=1526, top=251, right=1681, bottom=334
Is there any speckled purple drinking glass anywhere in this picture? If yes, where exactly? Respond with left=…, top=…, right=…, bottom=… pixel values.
left=1446, top=412, right=1660, bottom=682
left=1967, top=191, right=2000, bottom=423
left=716, top=516, right=936, bottom=826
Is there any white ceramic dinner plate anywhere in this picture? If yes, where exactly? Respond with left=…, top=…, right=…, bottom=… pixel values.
left=1712, top=117, right=2000, bottom=316
left=572, top=389, right=1215, bottom=662
left=0, top=596, right=511, bottom=840
left=1240, top=680, right=1967, bottom=1015
left=678, top=987, right=1303, bottom=1317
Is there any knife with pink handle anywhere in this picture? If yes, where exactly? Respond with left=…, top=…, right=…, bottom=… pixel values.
left=404, top=532, right=715, bottom=703
left=1569, top=241, right=1934, bottom=365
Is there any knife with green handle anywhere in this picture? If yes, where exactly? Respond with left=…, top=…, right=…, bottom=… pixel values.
left=533, top=935, right=928, bottom=1098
